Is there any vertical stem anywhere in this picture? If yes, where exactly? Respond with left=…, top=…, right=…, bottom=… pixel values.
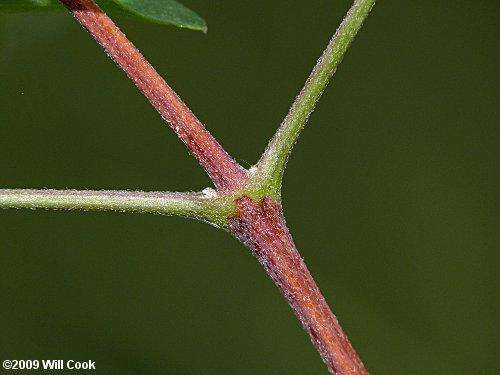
left=59, top=0, right=248, bottom=193
left=229, top=196, right=368, bottom=375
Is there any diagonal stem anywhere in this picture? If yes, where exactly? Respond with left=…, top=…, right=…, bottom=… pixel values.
left=255, top=0, right=376, bottom=198
left=59, top=0, right=248, bottom=194
left=229, top=196, right=368, bottom=374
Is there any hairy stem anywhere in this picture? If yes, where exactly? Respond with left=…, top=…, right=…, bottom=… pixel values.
left=255, top=0, right=376, bottom=198
left=229, top=196, right=367, bottom=375
left=0, top=189, right=231, bottom=228
left=59, top=0, right=248, bottom=193
left=3, top=1, right=377, bottom=373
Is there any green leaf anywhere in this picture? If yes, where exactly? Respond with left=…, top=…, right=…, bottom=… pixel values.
left=0, top=0, right=207, bottom=32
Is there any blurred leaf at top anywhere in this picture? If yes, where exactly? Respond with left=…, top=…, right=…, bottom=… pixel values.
left=0, top=0, right=207, bottom=32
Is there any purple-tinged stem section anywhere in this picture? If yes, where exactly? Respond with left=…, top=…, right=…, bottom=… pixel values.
left=229, top=195, right=368, bottom=375
left=59, top=0, right=248, bottom=194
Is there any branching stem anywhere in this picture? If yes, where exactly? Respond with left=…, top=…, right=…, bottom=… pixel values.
left=3, top=1, right=377, bottom=373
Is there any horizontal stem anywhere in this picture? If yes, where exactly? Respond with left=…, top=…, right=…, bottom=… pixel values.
left=59, top=0, right=248, bottom=193
left=255, top=0, right=376, bottom=198
left=0, top=188, right=231, bottom=228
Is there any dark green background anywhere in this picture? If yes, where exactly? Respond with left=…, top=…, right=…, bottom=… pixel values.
left=0, top=1, right=497, bottom=374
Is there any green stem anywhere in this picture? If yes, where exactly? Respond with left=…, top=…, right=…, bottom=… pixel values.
left=0, top=189, right=233, bottom=229
left=254, top=0, right=376, bottom=198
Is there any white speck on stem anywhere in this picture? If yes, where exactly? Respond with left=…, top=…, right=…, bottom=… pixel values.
left=202, top=187, right=217, bottom=198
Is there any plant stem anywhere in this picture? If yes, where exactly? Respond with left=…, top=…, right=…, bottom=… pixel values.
left=229, top=195, right=367, bottom=375
left=0, top=189, right=231, bottom=228
left=255, top=0, right=376, bottom=198
left=5, top=1, right=377, bottom=373
left=58, top=0, right=248, bottom=194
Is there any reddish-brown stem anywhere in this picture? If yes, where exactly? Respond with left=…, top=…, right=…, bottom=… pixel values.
left=229, top=196, right=368, bottom=375
left=59, top=0, right=248, bottom=194
left=58, top=0, right=369, bottom=372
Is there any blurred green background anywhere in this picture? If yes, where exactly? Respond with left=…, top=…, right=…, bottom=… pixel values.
left=0, top=1, right=497, bottom=374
